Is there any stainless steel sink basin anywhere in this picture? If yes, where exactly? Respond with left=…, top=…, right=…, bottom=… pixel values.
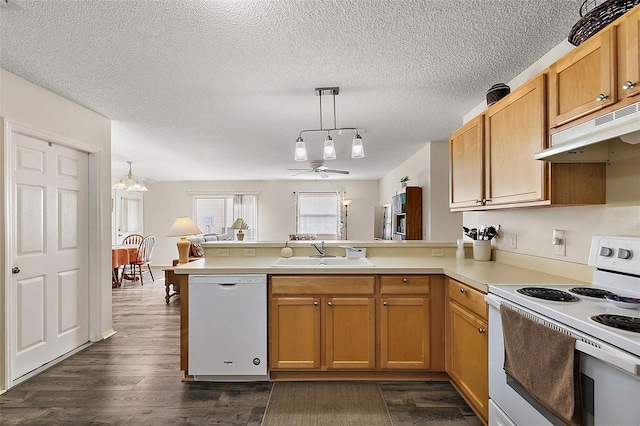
left=271, top=257, right=375, bottom=268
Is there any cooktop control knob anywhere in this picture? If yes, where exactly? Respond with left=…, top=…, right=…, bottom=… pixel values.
left=617, top=248, right=633, bottom=260
left=599, top=246, right=614, bottom=257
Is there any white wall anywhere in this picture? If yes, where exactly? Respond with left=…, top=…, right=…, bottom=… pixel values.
left=143, top=180, right=380, bottom=266
left=460, top=39, right=640, bottom=266
left=379, top=141, right=462, bottom=240
left=0, top=69, right=112, bottom=391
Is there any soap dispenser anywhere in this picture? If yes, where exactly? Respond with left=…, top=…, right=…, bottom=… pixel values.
left=281, top=242, right=293, bottom=258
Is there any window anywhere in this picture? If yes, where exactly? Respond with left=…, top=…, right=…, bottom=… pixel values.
left=296, top=192, right=340, bottom=239
left=193, top=194, right=257, bottom=240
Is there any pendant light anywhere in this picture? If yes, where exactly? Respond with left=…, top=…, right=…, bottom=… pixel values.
left=294, top=87, right=365, bottom=161
left=112, top=161, right=148, bottom=192
left=351, top=133, right=365, bottom=159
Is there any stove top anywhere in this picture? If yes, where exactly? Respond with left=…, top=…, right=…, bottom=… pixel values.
left=592, top=314, right=640, bottom=333
left=517, top=287, right=580, bottom=301
left=569, top=287, right=616, bottom=299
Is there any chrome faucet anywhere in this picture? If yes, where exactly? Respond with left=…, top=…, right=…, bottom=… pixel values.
left=312, top=241, right=326, bottom=257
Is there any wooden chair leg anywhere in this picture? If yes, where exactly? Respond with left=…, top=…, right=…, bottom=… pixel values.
left=148, top=264, right=154, bottom=281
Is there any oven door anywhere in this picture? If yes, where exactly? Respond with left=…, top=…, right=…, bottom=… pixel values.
left=487, top=295, right=640, bottom=426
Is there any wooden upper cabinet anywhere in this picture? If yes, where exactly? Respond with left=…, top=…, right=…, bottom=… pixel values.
left=449, top=115, right=484, bottom=210
left=485, top=74, right=547, bottom=206
left=619, top=6, right=640, bottom=100
left=549, top=27, right=617, bottom=127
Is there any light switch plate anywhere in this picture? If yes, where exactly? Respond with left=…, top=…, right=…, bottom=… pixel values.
left=431, top=248, right=444, bottom=257
left=216, top=249, right=230, bottom=257
left=243, top=249, right=256, bottom=257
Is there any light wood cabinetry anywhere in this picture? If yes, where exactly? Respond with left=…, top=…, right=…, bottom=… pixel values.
left=270, top=275, right=376, bottom=371
left=450, top=75, right=606, bottom=211
left=446, top=278, right=488, bottom=424
left=618, top=5, right=640, bottom=100
left=449, top=115, right=484, bottom=210
left=485, top=74, right=547, bottom=206
left=269, top=274, right=446, bottom=378
left=379, top=275, right=431, bottom=369
left=392, top=186, right=422, bottom=240
left=549, top=27, right=617, bottom=127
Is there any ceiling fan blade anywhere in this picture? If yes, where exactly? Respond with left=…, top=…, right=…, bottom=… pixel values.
left=323, top=169, right=350, bottom=174
left=291, top=170, right=312, bottom=176
left=319, top=171, right=330, bottom=178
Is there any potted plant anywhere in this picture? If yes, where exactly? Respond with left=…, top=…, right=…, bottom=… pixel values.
left=400, top=176, right=410, bottom=187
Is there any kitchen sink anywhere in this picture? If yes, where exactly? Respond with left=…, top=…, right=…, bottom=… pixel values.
left=270, top=257, right=375, bottom=268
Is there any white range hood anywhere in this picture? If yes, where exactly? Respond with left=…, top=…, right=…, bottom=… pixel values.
left=534, top=100, right=640, bottom=162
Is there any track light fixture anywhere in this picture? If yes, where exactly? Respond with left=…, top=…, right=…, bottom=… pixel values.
left=294, top=87, right=365, bottom=161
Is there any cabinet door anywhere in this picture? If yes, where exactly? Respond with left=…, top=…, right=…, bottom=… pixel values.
left=449, top=302, right=488, bottom=422
left=270, top=297, right=320, bottom=369
left=325, top=297, right=376, bottom=369
left=549, top=27, right=616, bottom=127
left=380, top=297, right=430, bottom=369
left=485, top=74, right=547, bottom=206
left=449, top=115, right=484, bottom=210
left=620, top=6, right=640, bottom=99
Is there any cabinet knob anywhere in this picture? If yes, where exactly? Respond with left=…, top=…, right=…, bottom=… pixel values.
left=478, top=328, right=486, bottom=334
left=475, top=199, right=483, bottom=204
left=622, top=81, right=636, bottom=90
left=484, top=199, right=492, bottom=203
left=383, top=301, right=388, bottom=306
left=313, top=301, right=319, bottom=306
left=402, top=278, right=409, bottom=283
left=460, top=288, right=467, bottom=294
left=595, top=94, right=608, bottom=102
left=327, top=301, right=333, bottom=306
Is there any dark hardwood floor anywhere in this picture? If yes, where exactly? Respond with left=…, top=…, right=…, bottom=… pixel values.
left=1, top=268, right=482, bottom=425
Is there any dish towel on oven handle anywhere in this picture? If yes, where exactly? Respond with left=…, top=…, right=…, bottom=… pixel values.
left=500, top=305, right=582, bottom=426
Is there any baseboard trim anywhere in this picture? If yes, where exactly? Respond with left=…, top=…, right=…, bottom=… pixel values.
left=102, top=329, right=117, bottom=340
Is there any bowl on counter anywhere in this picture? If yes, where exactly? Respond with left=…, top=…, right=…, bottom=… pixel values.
left=605, top=294, right=640, bottom=309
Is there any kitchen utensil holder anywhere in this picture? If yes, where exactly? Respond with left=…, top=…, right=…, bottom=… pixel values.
left=473, top=240, right=492, bottom=261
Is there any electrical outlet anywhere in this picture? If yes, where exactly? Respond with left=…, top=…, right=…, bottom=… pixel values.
left=243, top=249, right=256, bottom=257
left=216, top=249, right=230, bottom=257
left=510, top=234, right=517, bottom=249
left=554, top=243, right=566, bottom=256
left=431, top=248, right=444, bottom=257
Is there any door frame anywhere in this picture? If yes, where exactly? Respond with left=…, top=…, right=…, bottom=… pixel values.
left=2, top=119, right=107, bottom=390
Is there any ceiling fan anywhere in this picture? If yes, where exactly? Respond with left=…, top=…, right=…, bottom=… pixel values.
left=288, top=161, right=349, bottom=179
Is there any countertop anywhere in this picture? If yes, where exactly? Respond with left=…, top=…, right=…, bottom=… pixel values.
left=174, top=255, right=588, bottom=293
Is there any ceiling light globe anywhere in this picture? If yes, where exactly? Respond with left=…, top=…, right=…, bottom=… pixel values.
left=351, top=135, right=365, bottom=159
left=294, top=139, right=307, bottom=161
left=323, top=136, right=336, bottom=160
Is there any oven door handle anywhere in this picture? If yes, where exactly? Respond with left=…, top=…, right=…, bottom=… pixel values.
left=575, top=341, right=640, bottom=376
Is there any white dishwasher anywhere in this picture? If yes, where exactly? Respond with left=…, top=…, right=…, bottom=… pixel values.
left=188, top=274, right=268, bottom=381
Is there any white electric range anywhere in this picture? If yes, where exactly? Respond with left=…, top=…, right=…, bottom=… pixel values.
left=486, top=235, right=640, bottom=426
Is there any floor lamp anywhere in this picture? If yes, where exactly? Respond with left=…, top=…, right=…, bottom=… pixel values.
left=342, top=199, right=352, bottom=240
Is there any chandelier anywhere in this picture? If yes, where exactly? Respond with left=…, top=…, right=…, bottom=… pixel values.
left=294, top=87, right=365, bottom=162
left=112, top=161, right=148, bottom=192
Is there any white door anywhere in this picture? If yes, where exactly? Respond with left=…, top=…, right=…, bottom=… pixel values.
left=10, top=131, right=89, bottom=380
left=113, top=189, right=144, bottom=244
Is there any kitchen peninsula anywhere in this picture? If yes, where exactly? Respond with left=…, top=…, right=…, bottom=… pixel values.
left=174, top=240, right=589, bottom=423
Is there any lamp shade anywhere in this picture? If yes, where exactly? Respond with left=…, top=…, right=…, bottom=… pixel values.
left=323, top=135, right=336, bottom=160
left=294, top=138, right=307, bottom=161
left=351, top=134, right=365, bottom=159
left=167, top=216, right=201, bottom=237
left=342, top=199, right=353, bottom=207
left=231, top=218, right=248, bottom=230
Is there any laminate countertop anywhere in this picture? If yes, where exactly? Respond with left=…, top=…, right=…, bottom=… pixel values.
left=174, top=255, right=588, bottom=294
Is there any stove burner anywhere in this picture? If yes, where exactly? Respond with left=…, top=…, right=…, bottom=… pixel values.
left=517, top=287, right=580, bottom=302
left=569, top=287, right=615, bottom=299
left=591, top=314, right=640, bottom=333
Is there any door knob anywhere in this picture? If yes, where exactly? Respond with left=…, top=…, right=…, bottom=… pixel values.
left=12, top=266, right=20, bottom=274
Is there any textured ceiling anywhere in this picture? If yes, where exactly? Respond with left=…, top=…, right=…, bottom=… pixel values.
left=0, top=0, right=583, bottom=182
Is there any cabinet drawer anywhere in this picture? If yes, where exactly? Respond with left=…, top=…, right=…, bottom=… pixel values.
left=271, top=275, right=375, bottom=295
left=380, top=275, right=430, bottom=295
left=449, top=279, right=487, bottom=320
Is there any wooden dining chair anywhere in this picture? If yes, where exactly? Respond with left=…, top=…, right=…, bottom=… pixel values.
left=131, top=235, right=156, bottom=285
left=122, top=233, right=144, bottom=245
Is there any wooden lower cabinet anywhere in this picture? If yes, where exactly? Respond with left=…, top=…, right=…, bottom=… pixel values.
left=269, top=274, right=445, bottom=377
left=447, top=278, right=488, bottom=424
left=380, top=297, right=430, bottom=369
